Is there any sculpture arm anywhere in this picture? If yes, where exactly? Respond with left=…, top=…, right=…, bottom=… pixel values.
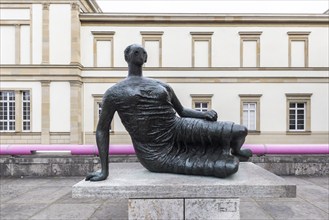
left=86, top=93, right=116, bottom=181
left=168, top=85, right=218, bottom=121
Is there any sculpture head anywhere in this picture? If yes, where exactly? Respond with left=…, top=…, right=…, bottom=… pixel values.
left=124, top=44, right=148, bottom=66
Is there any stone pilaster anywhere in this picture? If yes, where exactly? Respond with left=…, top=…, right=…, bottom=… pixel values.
left=71, top=2, right=81, bottom=64
left=15, top=25, right=21, bottom=64
left=42, top=3, right=49, bottom=64
left=41, top=81, right=50, bottom=144
left=70, top=81, right=83, bottom=144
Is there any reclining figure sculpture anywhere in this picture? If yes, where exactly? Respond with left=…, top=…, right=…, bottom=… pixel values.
left=86, top=44, right=252, bottom=181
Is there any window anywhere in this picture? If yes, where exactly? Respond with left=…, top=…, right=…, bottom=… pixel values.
left=289, top=102, right=306, bottom=131
left=0, top=91, right=15, bottom=131
left=22, top=91, right=31, bottom=131
left=288, top=32, right=310, bottom=67
left=243, top=103, right=257, bottom=130
left=141, top=31, right=163, bottom=67
left=0, top=6, right=32, bottom=64
left=239, top=94, right=262, bottom=132
left=191, top=94, right=213, bottom=112
left=93, top=94, right=114, bottom=132
left=0, top=90, right=31, bottom=132
left=190, top=32, right=213, bottom=67
left=286, top=93, right=312, bottom=133
left=195, top=102, right=208, bottom=112
left=239, top=32, right=262, bottom=67
left=0, top=25, right=31, bottom=64
left=92, top=31, right=115, bottom=67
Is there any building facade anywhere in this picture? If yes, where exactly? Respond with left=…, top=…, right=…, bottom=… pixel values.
left=0, top=0, right=328, bottom=146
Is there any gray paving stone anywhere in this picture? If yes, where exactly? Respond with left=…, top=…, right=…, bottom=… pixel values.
left=7, top=186, right=71, bottom=204
left=5, top=177, right=51, bottom=186
left=40, top=177, right=84, bottom=187
left=0, top=177, right=15, bottom=185
left=54, top=192, right=106, bottom=204
left=319, top=184, right=329, bottom=190
left=240, top=201, right=273, bottom=220
left=0, top=185, right=36, bottom=203
left=30, top=203, right=100, bottom=220
left=299, top=177, right=329, bottom=186
left=258, top=201, right=329, bottom=220
left=311, top=202, right=329, bottom=214
left=89, top=199, right=128, bottom=220
left=297, top=185, right=329, bottom=202
left=0, top=203, right=49, bottom=220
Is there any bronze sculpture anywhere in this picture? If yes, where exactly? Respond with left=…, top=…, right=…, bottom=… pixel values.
left=86, top=44, right=252, bottom=181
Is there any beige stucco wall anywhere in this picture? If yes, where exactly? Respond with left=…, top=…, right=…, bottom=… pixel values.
left=81, top=26, right=329, bottom=68
left=49, top=4, right=71, bottom=64
left=32, top=4, right=42, bottom=64
left=50, top=82, right=71, bottom=132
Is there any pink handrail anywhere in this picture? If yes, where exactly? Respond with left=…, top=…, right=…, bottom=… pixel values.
left=0, top=144, right=328, bottom=155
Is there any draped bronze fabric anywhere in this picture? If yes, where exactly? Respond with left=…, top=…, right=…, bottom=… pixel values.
left=106, top=77, right=237, bottom=177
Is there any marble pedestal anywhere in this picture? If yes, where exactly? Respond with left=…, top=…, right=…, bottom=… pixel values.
left=72, top=162, right=296, bottom=220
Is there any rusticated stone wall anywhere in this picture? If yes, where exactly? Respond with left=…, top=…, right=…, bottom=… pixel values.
left=0, top=155, right=327, bottom=177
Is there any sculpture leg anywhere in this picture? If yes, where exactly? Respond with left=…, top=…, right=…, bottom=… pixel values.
left=230, top=125, right=252, bottom=161
left=140, top=147, right=239, bottom=178
left=212, top=154, right=239, bottom=177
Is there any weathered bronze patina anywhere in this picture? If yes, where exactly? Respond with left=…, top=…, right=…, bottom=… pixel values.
left=86, top=44, right=252, bottom=181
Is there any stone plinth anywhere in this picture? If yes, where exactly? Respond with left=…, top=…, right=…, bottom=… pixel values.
left=72, top=162, right=296, bottom=219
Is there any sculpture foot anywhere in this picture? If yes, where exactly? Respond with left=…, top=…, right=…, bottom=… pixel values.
left=214, top=156, right=239, bottom=178
left=232, top=148, right=252, bottom=162
left=85, top=171, right=108, bottom=181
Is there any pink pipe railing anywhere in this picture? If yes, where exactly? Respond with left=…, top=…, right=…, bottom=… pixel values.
left=0, top=144, right=135, bottom=155
left=0, top=144, right=328, bottom=155
left=243, top=144, right=329, bottom=155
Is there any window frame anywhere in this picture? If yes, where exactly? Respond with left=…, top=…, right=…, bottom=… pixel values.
left=287, top=32, right=310, bottom=68
left=141, top=31, right=163, bottom=67
left=239, top=94, right=262, bottom=133
left=92, top=31, right=115, bottom=67
left=22, top=90, right=31, bottom=131
left=0, top=89, right=32, bottom=132
left=239, top=31, right=262, bottom=67
left=190, top=94, right=213, bottom=112
left=286, top=93, right=312, bottom=134
left=190, top=32, right=213, bottom=67
left=0, top=5, right=32, bottom=65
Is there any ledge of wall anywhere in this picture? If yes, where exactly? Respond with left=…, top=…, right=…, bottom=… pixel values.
left=0, top=154, right=327, bottom=177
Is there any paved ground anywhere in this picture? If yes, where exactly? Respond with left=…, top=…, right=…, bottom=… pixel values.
left=0, top=175, right=328, bottom=220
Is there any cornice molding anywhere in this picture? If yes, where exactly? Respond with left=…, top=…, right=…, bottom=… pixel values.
left=0, top=64, right=84, bottom=70
left=1, top=66, right=328, bottom=71
left=239, top=94, right=263, bottom=98
left=190, top=32, right=214, bottom=35
left=1, top=75, right=328, bottom=84
left=239, top=31, right=263, bottom=35
left=140, top=31, right=164, bottom=35
left=287, top=31, right=311, bottom=35
left=80, top=13, right=329, bottom=25
left=91, top=31, right=115, bottom=35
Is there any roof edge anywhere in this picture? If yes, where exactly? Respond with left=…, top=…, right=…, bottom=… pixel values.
left=80, top=13, right=329, bottom=24
left=79, top=0, right=102, bottom=13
